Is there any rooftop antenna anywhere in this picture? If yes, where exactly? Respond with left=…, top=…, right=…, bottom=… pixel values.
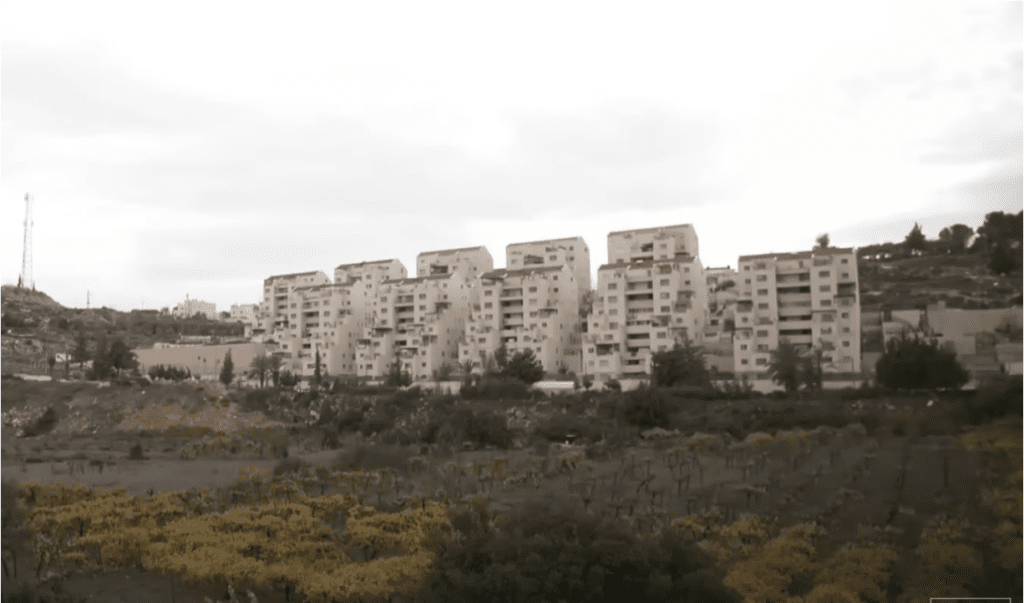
left=18, top=193, right=34, bottom=290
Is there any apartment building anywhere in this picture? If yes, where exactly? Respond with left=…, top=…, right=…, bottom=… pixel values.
left=584, top=256, right=708, bottom=382
left=416, top=246, right=493, bottom=279
left=261, top=271, right=331, bottom=356
left=506, top=237, right=591, bottom=303
left=172, top=297, right=217, bottom=320
left=334, top=259, right=408, bottom=287
left=607, top=224, right=700, bottom=264
left=459, top=264, right=582, bottom=375
left=356, top=272, right=472, bottom=382
left=732, top=248, right=861, bottom=376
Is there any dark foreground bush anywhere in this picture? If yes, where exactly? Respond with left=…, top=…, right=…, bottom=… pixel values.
left=969, top=375, right=1023, bottom=422
left=428, top=408, right=514, bottom=449
left=461, top=376, right=531, bottom=400
left=621, top=386, right=673, bottom=429
left=415, top=498, right=742, bottom=603
left=22, top=407, right=58, bottom=437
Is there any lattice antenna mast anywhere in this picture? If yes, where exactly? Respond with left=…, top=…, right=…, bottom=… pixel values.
left=19, top=193, right=34, bottom=290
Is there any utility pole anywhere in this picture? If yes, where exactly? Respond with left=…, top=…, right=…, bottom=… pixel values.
left=87, top=291, right=90, bottom=309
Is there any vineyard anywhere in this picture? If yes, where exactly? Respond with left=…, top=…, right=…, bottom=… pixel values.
left=1, top=379, right=1021, bottom=602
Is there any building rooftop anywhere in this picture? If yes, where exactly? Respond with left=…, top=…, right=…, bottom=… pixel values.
left=608, top=223, right=694, bottom=237
left=264, top=271, right=324, bottom=283
left=738, top=247, right=856, bottom=262
left=507, top=236, right=587, bottom=248
left=381, top=274, right=456, bottom=285
left=335, top=259, right=402, bottom=270
left=481, top=266, right=566, bottom=279
left=417, top=246, right=488, bottom=257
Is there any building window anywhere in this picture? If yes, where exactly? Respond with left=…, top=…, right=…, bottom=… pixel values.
left=755, top=358, right=767, bottom=366
left=660, top=292, right=670, bottom=299
left=758, top=303, right=769, bottom=310
left=485, top=314, right=492, bottom=320
left=419, top=293, right=426, bottom=299
left=842, top=327, right=850, bottom=333
left=819, top=271, right=830, bottom=277
left=529, top=286, right=537, bottom=292
left=841, top=312, right=849, bottom=319
left=745, top=279, right=751, bottom=285
left=757, top=330, right=768, bottom=337
left=741, top=359, right=749, bottom=365
left=757, top=289, right=768, bottom=296
left=419, top=305, right=426, bottom=310
left=609, top=322, right=618, bottom=329
left=484, top=302, right=492, bottom=308
left=608, top=283, right=617, bottom=290
left=609, top=309, right=618, bottom=315
left=684, top=280, right=690, bottom=286
left=840, top=258, right=848, bottom=264
left=608, top=296, right=617, bottom=302
left=740, top=344, right=748, bottom=351
left=819, top=285, right=830, bottom=292
left=756, top=275, right=767, bottom=282
left=660, top=279, right=670, bottom=286
left=843, top=340, right=851, bottom=347
left=657, top=332, right=666, bottom=338
left=661, top=306, right=670, bottom=312
left=841, top=273, right=849, bottom=279
left=821, top=299, right=832, bottom=306
left=484, top=290, right=492, bottom=296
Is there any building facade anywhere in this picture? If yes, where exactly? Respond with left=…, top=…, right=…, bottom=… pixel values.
left=172, top=297, right=217, bottom=320
left=584, top=255, right=709, bottom=382
left=356, top=272, right=472, bottom=382
left=732, top=248, right=861, bottom=377
left=260, top=271, right=331, bottom=354
left=459, top=264, right=582, bottom=375
left=506, top=237, right=591, bottom=303
left=416, top=246, right=493, bottom=279
left=607, top=224, right=699, bottom=265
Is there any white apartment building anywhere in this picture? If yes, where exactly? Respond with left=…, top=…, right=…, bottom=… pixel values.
left=334, top=259, right=408, bottom=287
left=261, top=271, right=331, bottom=352
left=506, top=237, right=591, bottom=303
left=584, top=255, right=709, bottom=382
left=732, top=248, right=861, bottom=376
left=459, top=264, right=582, bottom=375
left=172, top=297, right=217, bottom=320
left=416, top=246, right=493, bottom=279
left=607, top=224, right=700, bottom=264
left=356, top=272, right=472, bottom=382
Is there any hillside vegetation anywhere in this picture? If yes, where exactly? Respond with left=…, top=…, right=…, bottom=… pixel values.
left=1, top=285, right=244, bottom=375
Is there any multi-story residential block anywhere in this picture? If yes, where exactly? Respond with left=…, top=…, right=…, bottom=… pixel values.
left=261, top=271, right=331, bottom=357
left=416, top=246, right=493, bottom=279
left=607, top=224, right=699, bottom=264
left=172, top=297, right=217, bottom=320
left=584, top=259, right=708, bottom=382
left=458, top=264, right=582, bottom=375
left=506, top=237, right=591, bottom=303
left=732, top=247, right=861, bottom=376
left=356, top=272, right=471, bottom=382
left=277, top=260, right=409, bottom=378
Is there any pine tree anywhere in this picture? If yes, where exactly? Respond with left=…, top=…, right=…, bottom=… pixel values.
left=220, top=349, right=235, bottom=386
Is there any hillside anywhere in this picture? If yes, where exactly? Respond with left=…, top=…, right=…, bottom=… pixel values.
left=1, top=285, right=245, bottom=375
left=858, top=252, right=1022, bottom=310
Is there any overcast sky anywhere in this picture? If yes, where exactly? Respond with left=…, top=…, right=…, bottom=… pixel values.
left=2, top=1, right=1021, bottom=312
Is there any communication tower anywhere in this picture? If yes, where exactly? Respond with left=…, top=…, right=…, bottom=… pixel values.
left=18, top=193, right=34, bottom=290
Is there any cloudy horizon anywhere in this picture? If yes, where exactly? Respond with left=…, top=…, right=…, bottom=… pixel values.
left=2, top=1, right=1021, bottom=312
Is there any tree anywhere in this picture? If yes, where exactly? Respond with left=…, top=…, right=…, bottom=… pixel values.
left=504, top=349, right=544, bottom=384
left=460, top=359, right=476, bottom=385
left=433, top=362, right=454, bottom=382
left=249, top=353, right=270, bottom=388
left=768, top=339, right=804, bottom=395
left=977, top=210, right=1023, bottom=251
left=875, top=333, right=969, bottom=390
left=802, top=344, right=824, bottom=391
left=220, top=349, right=234, bottom=386
left=493, top=344, right=509, bottom=374
left=385, top=356, right=411, bottom=387
left=91, top=335, right=113, bottom=380
left=651, top=338, right=710, bottom=388
left=938, top=224, right=974, bottom=252
left=278, top=369, right=299, bottom=388
left=73, top=330, right=89, bottom=370
left=108, top=338, right=136, bottom=378
left=989, top=243, right=1016, bottom=276
left=268, top=354, right=283, bottom=387
left=313, top=348, right=322, bottom=387
left=582, top=375, right=594, bottom=391
left=904, top=222, right=926, bottom=251
left=47, top=354, right=56, bottom=377
left=814, top=233, right=830, bottom=250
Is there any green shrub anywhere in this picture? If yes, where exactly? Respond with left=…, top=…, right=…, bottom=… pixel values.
left=23, top=407, right=58, bottom=437
left=334, top=444, right=412, bottom=471
left=128, top=443, right=146, bottom=460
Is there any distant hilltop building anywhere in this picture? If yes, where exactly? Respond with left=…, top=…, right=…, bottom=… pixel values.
left=172, top=297, right=217, bottom=320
